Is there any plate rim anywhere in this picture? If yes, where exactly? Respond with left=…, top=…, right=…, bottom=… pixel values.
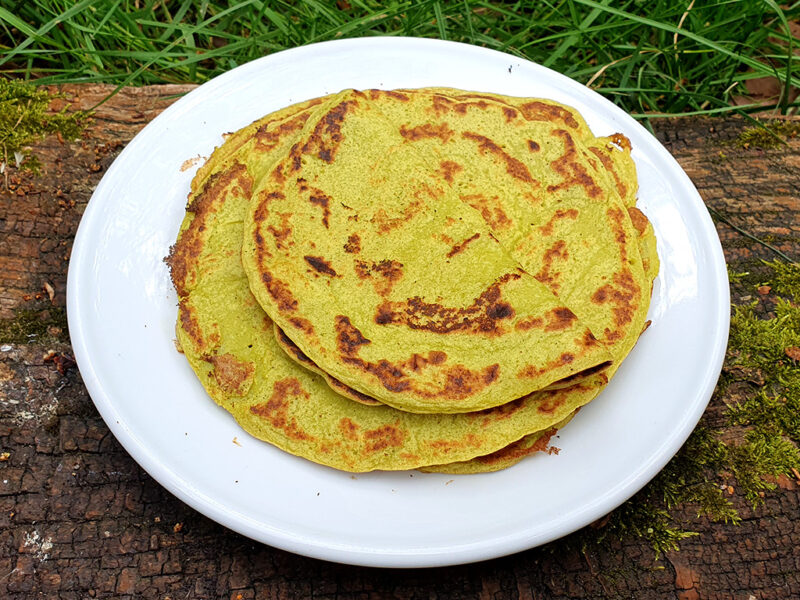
left=66, top=36, right=730, bottom=568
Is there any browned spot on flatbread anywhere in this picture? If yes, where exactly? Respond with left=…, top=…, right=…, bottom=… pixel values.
left=289, top=317, right=314, bottom=335
left=327, top=376, right=381, bottom=405
left=341, top=357, right=409, bottom=393
left=405, top=351, right=448, bottom=372
left=363, top=424, right=406, bottom=453
left=606, top=205, right=630, bottom=261
left=462, top=132, right=536, bottom=184
left=166, top=163, right=252, bottom=297
left=355, top=259, right=403, bottom=296
left=516, top=346, right=601, bottom=382
left=340, top=352, right=499, bottom=400
left=288, top=142, right=303, bottom=172
left=582, top=329, right=600, bottom=347
left=249, top=378, right=313, bottom=441
left=252, top=196, right=270, bottom=225
left=447, top=233, right=480, bottom=258
left=309, top=192, right=331, bottom=228
left=275, top=326, right=315, bottom=367
left=552, top=360, right=611, bottom=387
left=429, top=351, right=447, bottom=364
left=538, top=208, right=579, bottom=236
left=534, top=240, right=569, bottom=292
left=609, top=133, right=632, bottom=152
left=426, top=433, right=482, bottom=454
left=343, top=233, right=361, bottom=253
left=454, top=100, right=488, bottom=114
left=177, top=300, right=205, bottom=350
left=536, top=392, right=568, bottom=415
left=290, top=99, right=358, bottom=169
left=371, top=260, right=403, bottom=291
left=372, top=198, right=425, bottom=234
left=547, top=130, right=603, bottom=199
left=400, top=122, right=455, bottom=143
left=438, top=160, right=463, bottom=183
left=335, top=315, right=371, bottom=355
left=545, top=307, right=578, bottom=332
left=627, top=206, right=649, bottom=236
left=206, top=353, right=254, bottom=396
left=259, top=271, right=298, bottom=312
left=476, top=428, right=559, bottom=466
left=267, top=212, right=293, bottom=249
left=589, top=146, right=628, bottom=201
left=338, top=417, right=360, bottom=441
left=503, top=106, right=518, bottom=122
left=460, top=194, right=513, bottom=230
left=519, top=101, right=580, bottom=129
left=515, top=316, right=544, bottom=331
left=254, top=110, right=314, bottom=152
left=474, top=397, right=526, bottom=427
left=429, top=94, right=455, bottom=115
left=369, top=89, right=410, bottom=101
left=591, top=270, right=641, bottom=343
left=354, top=261, right=370, bottom=280
left=428, top=94, right=492, bottom=116
left=304, top=255, right=337, bottom=277
left=527, top=140, right=540, bottom=152
left=374, top=273, right=518, bottom=335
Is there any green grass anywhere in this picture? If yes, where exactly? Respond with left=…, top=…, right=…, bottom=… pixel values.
left=0, top=0, right=798, bottom=118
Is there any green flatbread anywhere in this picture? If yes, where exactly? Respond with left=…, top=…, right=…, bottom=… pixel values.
left=168, top=96, right=615, bottom=472
left=242, top=89, right=625, bottom=414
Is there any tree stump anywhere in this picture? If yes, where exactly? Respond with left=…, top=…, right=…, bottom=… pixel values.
left=1, top=84, right=798, bottom=599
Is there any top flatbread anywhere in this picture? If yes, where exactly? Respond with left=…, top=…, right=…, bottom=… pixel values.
left=242, top=89, right=646, bottom=413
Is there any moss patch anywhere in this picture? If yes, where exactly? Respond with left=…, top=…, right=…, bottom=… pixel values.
left=731, top=120, right=800, bottom=150
left=0, top=78, right=89, bottom=178
left=582, top=260, right=800, bottom=557
left=0, top=306, right=70, bottom=344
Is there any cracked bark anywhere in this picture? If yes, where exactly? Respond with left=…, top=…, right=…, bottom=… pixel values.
left=1, top=84, right=799, bottom=599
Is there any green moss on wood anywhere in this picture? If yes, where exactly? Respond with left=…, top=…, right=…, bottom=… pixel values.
left=0, top=307, right=69, bottom=344
left=583, top=260, right=800, bottom=557
left=732, top=120, right=800, bottom=149
left=0, top=78, right=89, bottom=176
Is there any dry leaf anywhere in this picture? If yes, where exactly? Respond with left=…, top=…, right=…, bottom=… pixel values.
left=43, top=281, right=55, bottom=302
left=785, top=347, right=800, bottom=362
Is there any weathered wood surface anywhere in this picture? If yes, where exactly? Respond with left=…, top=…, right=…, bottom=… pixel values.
left=1, top=84, right=798, bottom=599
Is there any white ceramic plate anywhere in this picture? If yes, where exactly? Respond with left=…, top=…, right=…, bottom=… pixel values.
left=67, top=37, right=729, bottom=568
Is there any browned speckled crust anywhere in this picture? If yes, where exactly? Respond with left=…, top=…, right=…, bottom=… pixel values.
left=372, top=273, right=519, bottom=336
left=166, top=163, right=252, bottom=299
left=547, top=129, right=604, bottom=198
left=462, top=131, right=537, bottom=184
left=627, top=206, right=650, bottom=236
left=589, top=145, right=629, bottom=200
left=460, top=193, right=513, bottom=230
left=273, top=323, right=382, bottom=406
left=249, top=378, right=314, bottom=442
left=204, top=353, right=254, bottom=396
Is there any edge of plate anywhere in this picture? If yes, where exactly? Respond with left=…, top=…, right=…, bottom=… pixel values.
left=66, top=36, right=730, bottom=568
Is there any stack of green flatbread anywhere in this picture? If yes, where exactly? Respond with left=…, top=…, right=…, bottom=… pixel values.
left=167, top=88, right=658, bottom=473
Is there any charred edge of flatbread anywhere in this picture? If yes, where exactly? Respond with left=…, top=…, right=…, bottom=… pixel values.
left=273, top=323, right=383, bottom=406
